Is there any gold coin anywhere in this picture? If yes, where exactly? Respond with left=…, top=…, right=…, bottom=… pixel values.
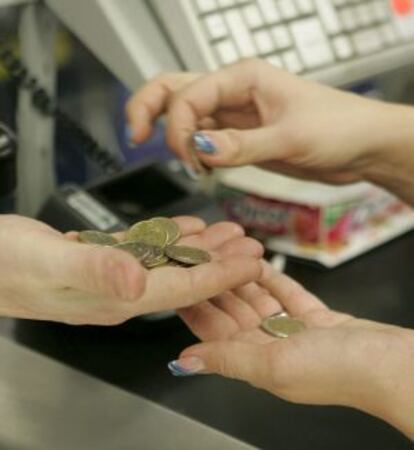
left=261, top=315, right=306, bottom=339
left=165, top=245, right=211, bottom=266
left=143, top=255, right=169, bottom=269
left=78, top=230, right=118, bottom=246
left=113, top=241, right=152, bottom=260
left=151, top=217, right=181, bottom=246
left=141, top=245, right=166, bottom=268
left=126, top=220, right=168, bottom=247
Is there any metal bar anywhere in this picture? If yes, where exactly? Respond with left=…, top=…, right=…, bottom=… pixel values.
left=16, top=2, right=56, bottom=216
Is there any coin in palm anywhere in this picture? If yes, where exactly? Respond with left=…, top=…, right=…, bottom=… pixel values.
left=261, top=315, right=305, bottom=338
left=165, top=245, right=211, bottom=266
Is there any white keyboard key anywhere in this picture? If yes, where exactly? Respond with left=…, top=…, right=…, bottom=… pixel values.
left=266, top=54, right=284, bottom=68
left=271, top=25, right=292, bottom=48
left=372, top=1, right=389, bottom=21
left=225, top=9, right=257, bottom=57
left=315, top=0, right=342, bottom=35
left=379, top=24, right=399, bottom=45
left=218, top=0, right=236, bottom=7
left=195, top=0, right=218, bottom=13
left=332, top=35, right=353, bottom=59
left=215, top=40, right=239, bottom=64
left=204, top=14, right=228, bottom=39
left=242, top=4, right=265, bottom=28
left=277, top=0, right=299, bottom=20
left=356, top=4, right=374, bottom=26
left=339, top=8, right=358, bottom=31
left=257, top=0, right=281, bottom=24
left=352, top=28, right=383, bottom=55
left=295, top=0, right=314, bottom=15
left=332, top=0, right=347, bottom=6
left=290, top=18, right=335, bottom=68
left=282, top=50, right=303, bottom=73
left=253, top=30, right=276, bottom=54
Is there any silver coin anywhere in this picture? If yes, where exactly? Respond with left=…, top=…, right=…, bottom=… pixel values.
left=165, top=245, right=211, bottom=266
left=261, top=315, right=305, bottom=339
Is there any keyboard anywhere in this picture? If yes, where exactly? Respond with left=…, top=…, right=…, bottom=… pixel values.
left=151, top=0, right=414, bottom=86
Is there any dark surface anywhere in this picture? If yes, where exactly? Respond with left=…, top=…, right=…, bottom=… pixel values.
left=0, top=232, right=413, bottom=450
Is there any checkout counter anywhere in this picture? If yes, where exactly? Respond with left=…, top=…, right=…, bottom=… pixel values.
left=0, top=1, right=413, bottom=448
left=0, top=229, right=412, bottom=449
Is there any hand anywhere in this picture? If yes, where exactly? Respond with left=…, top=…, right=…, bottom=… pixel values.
left=170, top=262, right=414, bottom=438
left=127, top=59, right=400, bottom=186
left=0, top=215, right=262, bottom=325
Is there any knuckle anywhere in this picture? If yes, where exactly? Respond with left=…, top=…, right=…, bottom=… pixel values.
left=220, top=129, right=243, bottom=164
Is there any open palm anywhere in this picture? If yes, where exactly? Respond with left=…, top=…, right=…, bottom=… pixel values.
left=177, top=262, right=403, bottom=410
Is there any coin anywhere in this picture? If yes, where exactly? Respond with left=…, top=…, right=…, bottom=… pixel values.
left=151, top=217, right=180, bottom=246
left=78, top=230, right=118, bottom=246
left=141, top=245, right=168, bottom=268
left=126, top=220, right=168, bottom=247
left=113, top=241, right=152, bottom=260
left=260, top=315, right=306, bottom=339
left=165, top=245, right=211, bottom=266
left=143, top=254, right=169, bottom=269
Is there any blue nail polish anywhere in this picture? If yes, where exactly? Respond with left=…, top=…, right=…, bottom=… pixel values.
left=125, top=125, right=136, bottom=148
left=168, top=360, right=195, bottom=377
left=168, top=360, right=200, bottom=377
left=181, top=162, right=200, bottom=181
left=193, top=132, right=216, bottom=154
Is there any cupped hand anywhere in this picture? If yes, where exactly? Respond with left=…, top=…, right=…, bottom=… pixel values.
left=171, top=262, right=414, bottom=436
left=0, top=215, right=262, bottom=325
left=127, top=59, right=394, bottom=185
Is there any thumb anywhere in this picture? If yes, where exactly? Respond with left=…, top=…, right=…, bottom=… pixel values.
left=169, top=340, right=269, bottom=387
left=43, top=239, right=146, bottom=301
left=192, top=127, right=284, bottom=167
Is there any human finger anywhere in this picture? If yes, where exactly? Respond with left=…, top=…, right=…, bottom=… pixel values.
left=166, top=61, right=262, bottom=161
left=126, top=73, right=201, bottom=143
left=135, top=255, right=262, bottom=314
left=210, top=291, right=262, bottom=330
left=178, top=300, right=240, bottom=341
left=179, top=221, right=244, bottom=250
left=260, top=270, right=326, bottom=317
left=170, top=339, right=269, bottom=388
left=233, top=282, right=283, bottom=319
left=41, top=237, right=146, bottom=302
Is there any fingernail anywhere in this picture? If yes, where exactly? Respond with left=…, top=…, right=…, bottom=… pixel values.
left=193, top=132, right=216, bottom=154
left=182, top=162, right=200, bottom=180
left=168, top=357, right=205, bottom=377
left=125, top=125, right=136, bottom=148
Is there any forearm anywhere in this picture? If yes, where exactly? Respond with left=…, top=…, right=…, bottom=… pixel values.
left=381, top=329, right=414, bottom=439
left=360, top=328, right=414, bottom=439
left=362, top=103, right=414, bottom=206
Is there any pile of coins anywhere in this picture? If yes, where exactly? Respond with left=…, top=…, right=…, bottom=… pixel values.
left=78, top=217, right=211, bottom=269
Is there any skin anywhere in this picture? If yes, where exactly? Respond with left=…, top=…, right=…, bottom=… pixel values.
left=127, top=59, right=414, bottom=437
left=0, top=214, right=263, bottom=325
left=127, top=58, right=414, bottom=204
left=177, top=263, right=414, bottom=439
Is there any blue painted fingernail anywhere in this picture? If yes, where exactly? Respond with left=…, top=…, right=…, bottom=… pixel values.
left=193, top=132, right=216, bottom=154
left=125, top=125, right=136, bottom=147
left=168, top=357, right=205, bottom=377
left=182, top=162, right=200, bottom=180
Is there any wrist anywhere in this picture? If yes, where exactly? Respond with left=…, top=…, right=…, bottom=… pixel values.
left=380, top=328, right=414, bottom=439
left=361, top=102, right=414, bottom=205
left=357, top=327, right=414, bottom=439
